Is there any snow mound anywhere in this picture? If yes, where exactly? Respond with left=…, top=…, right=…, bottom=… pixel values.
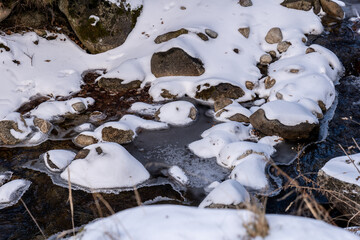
left=155, top=101, right=197, bottom=126
left=43, top=150, right=76, bottom=172
left=0, top=179, right=31, bottom=209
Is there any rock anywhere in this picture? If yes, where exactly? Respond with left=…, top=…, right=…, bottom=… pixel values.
left=74, top=134, right=98, bottom=147
left=101, top=126, right=134, bottom=144
left=228, top=113, right=250, bottom=123
left=197, top=33, right=209, bottom=41
left=265, top=27, right=283, bottom=44
left=318, top=153, right=360, bottom=225
left=268, top=50, right=277, bottom=58
left=71, top=102, right=87, bottom=113
left=160, top=89, right=178, bottom=100
left=0, top=121, right=22, bottom=145
left=151, top=48, right=205, bottom=78
left=264, top=76, right=276, bottom=89
left=320, top=0, right=344, bottom=19
left=205, top=29, right=218, bottom=39
left=214, top=98, right=233, bottom=112
left=260, top=54, right=272, bottom=65
left=238, top=27, right=250, bottom=38
left=280, top=0, right=313, bottom=11
left=33, top=118, right=52, bottom=134
left=313, top=0, right=321, bottom=14
left=44, top=150, right=76, bottom=172
left=245, top=81, right=255, bottom=90
left=0, top=1, right=17, bottom=23
left=249, top=105, right=319, bottom=140
left=89, top=111, right=107, bottom=122
left=58, top=0, right=142, bottom=53
left=239, top=0, right=253, bottom=7
left=306, top=47, right=316, bottom=54
left=98, top=78, right=142, bottom=93
left=154, top=28, right=188, bottom=44
left=195, top=83, right=245, bottom=101
left=277, top=41, right=292, bottom=53
left=74, top=149, right=90, bottom=159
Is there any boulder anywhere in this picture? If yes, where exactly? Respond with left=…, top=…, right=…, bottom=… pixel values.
left=320, top=0, right=344, bottom=19
left=195, top=83, right=245, bottom=101
left=151, top=48, right=205, bottom=78
left=98, top=78, right=142, bottom=93
left=265, top=27, right=283, bottom=44
left=101, top=126, right=134, bottom=144
left=0, top=120, right=22, bottom=145
left=318, top=153, right=360, bottom=225
left=74, top=134, right=98, bottom=147
left=249, top=101, right=319, bottom=140
left=214, top=98, right=233, bottom=112
left=58, top=0, right=142, bottom=53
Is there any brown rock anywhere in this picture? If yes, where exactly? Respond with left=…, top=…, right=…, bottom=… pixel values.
left=160, top=89, right=178, bottom=100
left=264, top=77, right=276, bottom=89
left=238, top=27, right=250, bottom=38
left=320, top=0, right=344, bottom=19
left=0, top=120, right=22, bottom=145
left=101, top=127, right=134, bottom=144
left=98, top=78, right=142, bottom=93
left=188, top=107, right=197, bottom=120
left=154, top=28, right=188, bottom=44
left=265, top=27, right=283, bottom=44
left=197, top=33, right=209, bottom=41
left=151, top=48, right=205, bottom=78
left=268, top=51, right=277, bottom=58
left=214, top=98, right=233, bottom=112
left=33, top=118, right=52, bottom=134
left=0, top=1, right=17, bottom=23
left=239, top=0, right=253, bottom=7
left=306, top=47, right=316, bottom=54
left=277, top=41, right=292, bottom=53
left=249, top=109, right=319, bottom=140
left=228, top=113, right=250, bottom=123
left=74, top=149, right=90, bottom=159
left=260, top=54, right=272, bottom=65
left=74, top=134, right=98, bottom=147
left=313, top=0, right=321, bottom=14
left=71, top=102, right=87, bottom=113
left=280, top=0, right=313, bottom=11
left=318, top=169, right=360, bottom=225
left=195, top=83, right=245, bottom=101
left=245, top=81, right=255, bottom=90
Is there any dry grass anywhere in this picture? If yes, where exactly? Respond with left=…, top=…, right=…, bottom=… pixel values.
left=20, top=198, right=46, bottom=239
left=242, top=199, right=269, bottom=239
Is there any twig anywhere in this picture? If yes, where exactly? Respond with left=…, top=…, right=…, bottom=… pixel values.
left=338, top=144, right=360, bottom=176
left=20, top=198, right=46, bottom=239
left=67, top=168, right=75, bottom=237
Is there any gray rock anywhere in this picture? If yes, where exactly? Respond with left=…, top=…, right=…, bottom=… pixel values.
left=320, top=0, right=344, bottom=19
left=71, top=102, right=87, bottom=113
left=239, top=0, right=253, bottom=7
left=238, top=27, right=250, bottom=38
left=214, top=98, right=233, bottom=112
left=151, top=48, right=205, bottom=78
left=58, top=0, right=142, bottom=53
left=33, top=118, right=52, bottom=134
left=265, top=27, right=283, bottom=44
left=249, top=109, right=319, bottom=140
left=195, top=83, right=245, bottom=101
left=98, top=78, right=142, bottom=93
left=154, top=28, right=188, bottom=44
left=318, top=169, right=360, bottom=225
left=260, top=54, right=272, bottom=65
left=101, top=127, right=134, bottom=144
left=0, top=120, right=22, bottom=145
left=74, top=134, right=98, bottom=147
left=277, top=41, right=292, bottom=53
left=205, top=29, right=218, bottom=39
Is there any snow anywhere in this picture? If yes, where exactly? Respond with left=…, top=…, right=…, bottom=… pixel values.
left=229, top=154, right=269, bottom=191
left=129, top=102, right=162, bottom=116
left=89, top=15, right=100, bottom=27
left=60, top=143, right=150, bottom=189
left=321, top=153, right=360, bottom=186
left=261, top=100, right=319, bottom=126
left=0, top=171, right=13, bottom=186
left=44, top=150, right=76, bottom=172
left=214, top=101, right=252, bottom=122
left=106, top=0, right=143, bottom=10
left=62, top=205, right=359, bottom=240
left=29, top=97, right=94, bottom=120
left=155, top=101, right=196, bottom=126
left=168, top=166, right=188, bottom=185
left=0, top=179, right=31, bottom=209
left=199, top=179, right=250, bottom=208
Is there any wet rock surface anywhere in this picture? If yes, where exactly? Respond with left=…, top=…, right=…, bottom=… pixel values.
left=195, top=83, right=245, bottom=101
left=101, top=127, right=134, bottom=144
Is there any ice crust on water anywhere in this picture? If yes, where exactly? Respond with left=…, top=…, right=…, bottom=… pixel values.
left=156, top=101, right=197, bottom=126
left=321, top=153, right=360, bottom=186
left=0, top=0, right=343, bottom=121
left=60, top=205, right=359, bottom=240
left=44, top=150, right=76, bottom=172
left=0, top=179, right=31, bottom=209
left=60, top=143, right=150, bottom=189
left=199, top=179, right=250, bottom=208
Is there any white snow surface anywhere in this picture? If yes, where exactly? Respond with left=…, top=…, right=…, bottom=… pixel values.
left=199, top=179, right=250, bottom=208
left=261, top=100, right=319, bottom=126
left=321, top=153, right=360, bottom=186
left=65, top=205, right=359, bottom=240
left=129, top=102, right=162, bottom=116
left=0, top=179, right=31, bottom=209
left=60, top=143, right=150, bottom=189
left=0, top=0, right=343, bottom=121
left=214, top=101, right=252, bottom=122
left=168, top=166, right=189, bottom=185
left=156, top=101, right=196, bottom=125
left=44, top=150, right=76, bottom=172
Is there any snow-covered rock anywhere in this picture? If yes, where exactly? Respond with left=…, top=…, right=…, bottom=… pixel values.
left=60, top=143, right=150, bottom=189
left=44, top=150, right=76, bottom=172
left=155, top=101, right=197, bottom=126
left=0, top=179, right=31, bottom=209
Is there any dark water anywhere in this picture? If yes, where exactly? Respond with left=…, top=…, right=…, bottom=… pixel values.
left=0, top=13, right=360, bottom=240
